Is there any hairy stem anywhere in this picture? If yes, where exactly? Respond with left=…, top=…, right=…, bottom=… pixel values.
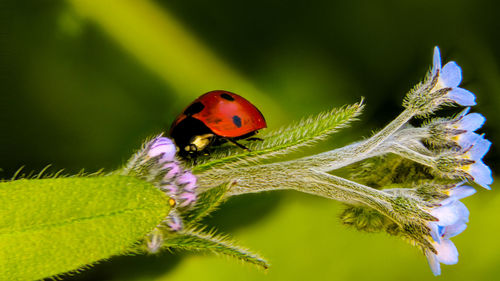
left=356, top=109, right=416, bottom=154
left=306, top=170, right=395, bottom=213
left=389, top=143, right=436, bottom=168
left=196, top=108, right=418, bottom=230
left=218, top=165, right=396, bottom=220
left=290, top=108, right=415, bottom=172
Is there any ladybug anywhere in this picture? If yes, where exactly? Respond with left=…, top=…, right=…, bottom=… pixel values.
left=169, top=90, right=267, bottom=157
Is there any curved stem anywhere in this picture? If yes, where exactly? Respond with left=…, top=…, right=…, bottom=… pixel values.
left=290, top=108, right=415, bottom=172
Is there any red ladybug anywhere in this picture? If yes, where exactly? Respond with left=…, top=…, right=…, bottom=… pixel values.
left=169, top=90, right=267, bottom=157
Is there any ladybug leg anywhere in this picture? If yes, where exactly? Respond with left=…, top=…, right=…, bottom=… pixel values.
left=226, top=138, right=251, bottom=152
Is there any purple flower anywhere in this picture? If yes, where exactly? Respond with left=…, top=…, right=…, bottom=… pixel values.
left=177, top=171, right=198, bottom=191
left=148, top=137, right=177, bottom=163
left=162, top=162, right=181, bottom=180
left=143, top=136, right=200, bottom=230
left=431, top=47, right=476, bottom=106
left=166, top=214, right=183, bottom=232
left=178, top=192, right=197, bottom=207
left=160, top=184, right=178, bottom=195
left=426, top=183, right=476, bottom=275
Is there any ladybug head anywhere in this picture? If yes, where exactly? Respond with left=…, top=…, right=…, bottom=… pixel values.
left=170, top=116, right=216, bottom=157
left=184, top=133, right=215, bottom=154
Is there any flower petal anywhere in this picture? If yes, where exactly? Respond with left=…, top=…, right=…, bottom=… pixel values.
left=177, top=171, right=197, bottom=191
left=468, top=136, right=491, bottom=160
left=440, top=185, right=476, bottom=205
left=459, top=113, right=485, bottom=132
left=428, top=222, right=441, bottom=243
left=432, top=46, right=442, bottom=77
left=431, top=201, right=469, bottom=226
left=443, top=221, right=467, bottom=239
left=167, top=214, right=183, bottom=231
left=178, top=192, right=197, bottom=207
left=457, top=132, right=481, bottom=150
left=425, top=251, right=441, bottom=276
left=148, top=137, right=177, bottom=162
left=160, top=184, right=178, bottom=195
left=468, top=161, right=493, bottom=189
left=454, top=201, right=470, bottom=223
left=441, top=61, right=462, bottom=87
left=162, top=162, right=181, bottom=180
left=435, top=239, right=459, bottom=265
left=449, top=185, right=476, bottom=201
left=446, top=88, right=476, bottom=106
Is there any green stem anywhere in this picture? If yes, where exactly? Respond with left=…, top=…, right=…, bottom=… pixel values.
left=223, top=166, right=395, bottom=217
left=307, top=170, right=395, bottom=214
left=286, top=108, right=415, bottom=172
left=358, top=109, right=415, bottom=154
left=389, top=143, right=436, bottom=168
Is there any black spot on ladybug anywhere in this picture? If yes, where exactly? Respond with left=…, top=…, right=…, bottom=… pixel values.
left=220, top=93, right=235, bottom=101
left=184, top=102, right=204, bottom=116
left=232, top=115, right=242, bottom=128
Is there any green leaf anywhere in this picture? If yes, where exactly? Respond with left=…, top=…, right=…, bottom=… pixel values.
left=192, top=100, right=364, bottom=173
left=183, top=181, right=232, bottom=226
left=164, top=229, right=269, bottom=269
left=0, top=175, right=170, bottom=281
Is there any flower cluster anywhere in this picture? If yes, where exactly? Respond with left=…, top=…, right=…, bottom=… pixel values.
left=123, top=136, right=199, bottom=236
left=430, top=47, right=476, bottom=107
left=147, top=137, right=199, bottom=209
left=418, top=48, right=492, bottom=274
left=146, top=137, right=198, bottom=233
left=377, top=47, right=492, bottom=275
left=425, top=182, right=475, bottom=275
left=427, top=108, right=484, bottom=147
left=425, top=112, right=492, bottom=188
left=403, top=47, right=476, bottom=115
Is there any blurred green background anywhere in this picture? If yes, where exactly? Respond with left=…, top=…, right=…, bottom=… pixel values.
left=1, top=0, right=499, bottom=280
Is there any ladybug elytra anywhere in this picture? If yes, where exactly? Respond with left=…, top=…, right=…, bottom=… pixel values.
left=169, top=90, right=267, bottom=157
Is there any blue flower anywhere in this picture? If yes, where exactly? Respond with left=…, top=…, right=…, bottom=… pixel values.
left=430, top=107, right=486, bottom=147
left=426, top=183, right=476, bottom=275
left=431, top=47, right=476, bottom=106
left=448, top=109, right=485, bottom=145
left=453, top=109, right=485, bottom=133
left=459, top=134, right=493, bottom=189
left=431, top=108, right=493, bottom=189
